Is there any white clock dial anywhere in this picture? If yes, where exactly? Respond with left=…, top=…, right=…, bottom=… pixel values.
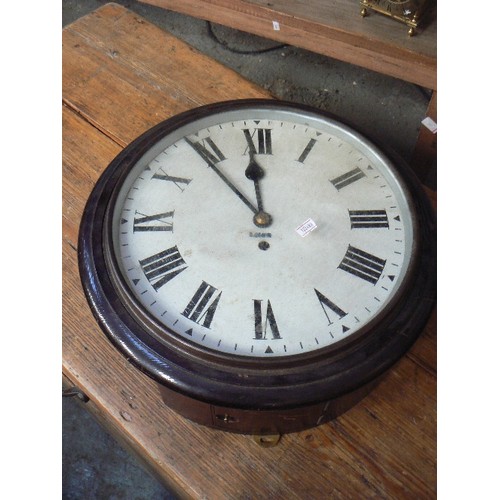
left=111, top=109, right=414, bottom=358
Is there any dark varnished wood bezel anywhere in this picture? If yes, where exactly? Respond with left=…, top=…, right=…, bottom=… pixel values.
left=78, top=99, right=436, bottom=432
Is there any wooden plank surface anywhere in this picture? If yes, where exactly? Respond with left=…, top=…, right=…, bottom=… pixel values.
left=63, top=4, right=436, bottom=498
left=141, top=0, right=436, bottom=90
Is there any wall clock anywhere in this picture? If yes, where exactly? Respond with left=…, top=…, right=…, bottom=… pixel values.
left=360, top=0, right=432, bottom=36
left=78, top=99, right=436, bottom=437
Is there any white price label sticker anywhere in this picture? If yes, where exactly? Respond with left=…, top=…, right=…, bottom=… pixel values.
left=421, top=116, right=437, bottom=134
left=272, top=20, right=280, bottom=31
left=296, top=218, right=317, bottom=237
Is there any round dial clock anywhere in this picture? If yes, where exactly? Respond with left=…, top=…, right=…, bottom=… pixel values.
left=79, top=99, right=435, bottom=435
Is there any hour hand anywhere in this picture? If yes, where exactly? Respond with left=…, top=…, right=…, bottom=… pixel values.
left=245, top=155, right=265, bottom=182
left=245, top=154, right=272, bottom=228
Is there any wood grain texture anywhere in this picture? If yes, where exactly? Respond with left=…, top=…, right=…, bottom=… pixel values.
left=140, top=0, right=436, bottom=89
left=63, top=4, right=436, bottom=498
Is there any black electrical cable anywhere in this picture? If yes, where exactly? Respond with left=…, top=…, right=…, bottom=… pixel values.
left=207, top=21, right=289, bottom=55
left=207, top=21, right=432, bottom=106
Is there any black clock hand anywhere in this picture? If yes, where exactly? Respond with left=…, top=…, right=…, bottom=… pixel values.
left=245, top=153, right=272, bottom=228
left=185, top=137, right=258, bottom=215
left=245, top=157, right=264, bottom=210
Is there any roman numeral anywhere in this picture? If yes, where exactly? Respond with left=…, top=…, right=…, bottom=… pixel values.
left=186, top=137, right=226, bottom=165
left=314, top=289, right=347, bottom=325
left=330, top=167, right=366, bottom=190
left=243, top=128, right=273, bottom=155
left=253, top=300, right=282, bottom=340
left=297, top=138, right=317, bottom=163
left=338, top=245, right=386, bottom=284
left=152, top=169, right=192, bottom=191
left=348, top=210, right=389, bottom=229
left=182, top=281, right=221, bottom=329
left=133, top=210, right=174, bottom=232
left=139, top=246, right=187, bottom=291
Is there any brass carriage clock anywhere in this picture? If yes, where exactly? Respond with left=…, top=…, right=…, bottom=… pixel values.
left=360, top=0, right=431, bottom=36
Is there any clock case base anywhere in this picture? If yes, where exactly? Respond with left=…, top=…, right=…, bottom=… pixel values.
left=157, top=375, right=383, bottom=435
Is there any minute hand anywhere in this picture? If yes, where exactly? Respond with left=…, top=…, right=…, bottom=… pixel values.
left=185, top=137, right=258, bottom=215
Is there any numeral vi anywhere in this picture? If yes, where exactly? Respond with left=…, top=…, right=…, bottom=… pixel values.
left=253, top=299, right=281, bottom=340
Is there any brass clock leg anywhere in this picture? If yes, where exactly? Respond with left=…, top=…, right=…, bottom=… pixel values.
left=253, top=434, right=281, bottom=448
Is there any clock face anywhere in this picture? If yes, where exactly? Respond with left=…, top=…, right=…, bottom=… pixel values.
left=107, top=104, right=415, bottom=359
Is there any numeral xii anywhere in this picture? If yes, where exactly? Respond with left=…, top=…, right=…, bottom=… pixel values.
left=243, top=128, right=273, bottom=155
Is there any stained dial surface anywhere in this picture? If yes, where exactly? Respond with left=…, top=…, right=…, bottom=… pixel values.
left=112, top=110, right=414, bottom=357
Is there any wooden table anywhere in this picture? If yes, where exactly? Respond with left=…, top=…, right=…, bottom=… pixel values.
left=140, top=0, right=436, bottom=89
left=63, top=4, right=436, bottom=498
